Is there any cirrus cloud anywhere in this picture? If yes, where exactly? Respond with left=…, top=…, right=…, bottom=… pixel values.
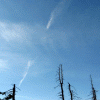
left=0, top=22, right=29, bottom=43
left=19, top=60, right=34, bottom=87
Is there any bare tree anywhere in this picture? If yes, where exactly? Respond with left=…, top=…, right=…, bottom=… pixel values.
left=12, top=84, right=15, bottom=100
left=0, top=84, right=17, bottom=100
left=56, top=64, right=65, bottom=100
left=68, top=83, right=73, bottom=100
left=90, top=75, right=97, bottom=100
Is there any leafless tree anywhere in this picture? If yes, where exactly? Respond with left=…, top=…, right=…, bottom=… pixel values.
left=12, top=84, right=15, bottom=100
left=90, top=75, right=97, bottom=100
left=68, top=83, right=73, bottom=100
left=0, top=84, right=16, bottom=100
left=56, top=64, right=65, bottom=100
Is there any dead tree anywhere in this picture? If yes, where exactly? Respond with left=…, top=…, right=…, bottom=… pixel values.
left=68, top=83, right=81, bottom=100
left=56, top=64, right=64, bottom=100
left=68, top=83, right=73, bottom=100
left=90, top=75, right=97, bottom=100
left=0, top=84, right=16, bottom=100
left=12, top=84, right=15, bottom=100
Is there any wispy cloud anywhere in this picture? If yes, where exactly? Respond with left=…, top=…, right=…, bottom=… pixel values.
left=46, top=15, right=54, bottom=29
left=0, top=59, right=9, bottom=71
left=46, top=0, right=66, bottom=29
left=19, top=60, right=34, bottom=87
left=0, top=22, right=29, bottom=43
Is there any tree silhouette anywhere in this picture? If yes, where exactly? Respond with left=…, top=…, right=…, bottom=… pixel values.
left=0, top=84, right=16, bottom=100
left=90, top=75, right=97, bottom=100
left=68, top=83, right=73, bottom=100
left=56, top=64, right=65, bottom=100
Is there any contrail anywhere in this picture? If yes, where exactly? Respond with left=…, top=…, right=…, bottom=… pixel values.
left=46, top=0, right=71, bottom=29
left=47, top=16, right=54, bottom=29
left=19, top=60, right=34, bottom=87
left=46, top=0, right=66, bottom=29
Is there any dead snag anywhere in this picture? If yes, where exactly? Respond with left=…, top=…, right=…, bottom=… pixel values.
left=68, top=83, right=73, bottom=100
left=90, top=75, right=97, bottom=100
left=56, top=64, right=65, bottom=100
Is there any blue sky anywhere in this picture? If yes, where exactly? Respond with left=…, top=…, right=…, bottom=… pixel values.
left=0, top=0, right=100, bottom=99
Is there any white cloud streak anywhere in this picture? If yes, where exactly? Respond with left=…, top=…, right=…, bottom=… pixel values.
left=46, top=0, right=66, bottom=29
left=19, top=60, right=34, bottom=87
left=46, top=15, right=54, bottom=29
